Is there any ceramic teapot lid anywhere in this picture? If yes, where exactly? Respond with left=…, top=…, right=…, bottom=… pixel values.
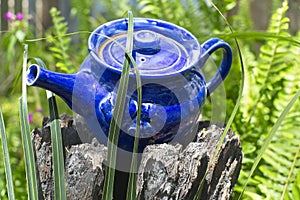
left=89, top=18, right=200, bottom=77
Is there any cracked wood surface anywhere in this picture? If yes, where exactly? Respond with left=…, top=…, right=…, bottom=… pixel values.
left=32, top=115, right=242, bottom=200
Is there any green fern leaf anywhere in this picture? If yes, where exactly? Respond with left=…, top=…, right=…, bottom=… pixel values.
left=253, top=93, right=300, bottom=199
left=244, top=0, right=292, bottom=132
left=291, top=169, right=300, bottom=199
left=138, top=0, right=187, bottom=25
left=236, top=1, right=300, bottom=199
left=47, top=7, right=75, bottom=73
left=70, top=0, right=92, bottom=47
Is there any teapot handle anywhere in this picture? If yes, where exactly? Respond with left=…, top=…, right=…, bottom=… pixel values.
left=200, top=38, right=232, bottom=96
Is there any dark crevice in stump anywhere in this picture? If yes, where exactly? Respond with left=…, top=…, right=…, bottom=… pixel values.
left=32, top=114, right=243, bottom=200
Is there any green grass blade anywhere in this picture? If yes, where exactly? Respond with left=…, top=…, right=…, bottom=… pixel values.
left=292, top=169, right=300, bottom=199
left=238, top=89, right=300, bottom=200
left=19, top=98, right=39, bottom=200
left=19, top=44, right=39, bottom=200
left=47, top=90, right=67, bottom=200
left=126, top=11, right=142, bottom=200
left=0, top=106, right=15, bottom=200
left=193, top=1, right=245, bottom=198
left=218, top=31, right=300, bottom=47
left=22, top=45, right=28, bottom=99
left=28, top=57, right=47, bottom=69
left=102, top=10, right=134, bottom=200
left=280, top=142, right=300, bottom=200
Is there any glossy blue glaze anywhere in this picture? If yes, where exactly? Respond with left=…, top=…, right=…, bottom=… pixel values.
left=26, top=18, right=232, bottom=152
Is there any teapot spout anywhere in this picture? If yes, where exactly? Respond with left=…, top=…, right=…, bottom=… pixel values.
left=26, top=64, right=75, bottom=108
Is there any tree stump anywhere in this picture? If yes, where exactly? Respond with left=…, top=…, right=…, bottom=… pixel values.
left=32, top=115, right=242, bottom=200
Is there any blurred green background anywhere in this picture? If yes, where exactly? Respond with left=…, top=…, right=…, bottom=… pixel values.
left=1, top=0, right=300, bottom=199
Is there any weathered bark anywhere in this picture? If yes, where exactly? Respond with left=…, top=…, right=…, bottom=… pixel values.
left=136, top=123, right=242, bottom=200
left=32, top=115, right=242, bottom=200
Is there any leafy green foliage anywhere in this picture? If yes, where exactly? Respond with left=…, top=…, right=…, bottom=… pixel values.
left=0, top=20, right=31, bottom=95
left=70, top=0, right=94, bottom=58
left=237, top=90, right=300, bottom=200
left=255, top=101, right=300, bottom=199
left=47, top=7, right=74, bottom=73
left=138, top=0, right=235, bottom=39
left=138, top=0, right=184, bottom=23
left=236, top=0, right=293, bottom=140
left=70, top=0, right=93, bottom=32
left=99, top=0, right=133, bottom=20
left=291, top=168, right=300, bottom=199
left=280, top=141, right=300, bottom=199
left=233, top=1, right=300, bottom=199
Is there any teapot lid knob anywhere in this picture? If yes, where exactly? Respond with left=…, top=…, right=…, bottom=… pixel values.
left=134, top=30, right=160, bottom=54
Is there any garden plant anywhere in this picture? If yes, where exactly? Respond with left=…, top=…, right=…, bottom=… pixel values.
left=0, top=0, right=300, bottom=199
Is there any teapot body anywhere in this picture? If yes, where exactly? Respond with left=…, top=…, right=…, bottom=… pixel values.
left=72, top=54, right=206, bottom=151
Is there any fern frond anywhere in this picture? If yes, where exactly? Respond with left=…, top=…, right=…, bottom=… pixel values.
left=137, top=0, right=236, bottom=40
left=232, top=0, right=253, bottom=31
left=253, top=111, right=300, bottom=199
left=236, top=1, right=300, bottom=199
left=280, top=141, right=300, bottom=200
left=138, top=0, right=183, bottom=23
left=243, top=0, right=292, bottom=132
left=290, top=168, right=300, bottom=199
left=47, top=7, right=74, bottom=73
left=234, top=1, right=293, bottom=156
left=70, top=0, right=92, bottom=31
left=99, top=0, right=131, bottom=20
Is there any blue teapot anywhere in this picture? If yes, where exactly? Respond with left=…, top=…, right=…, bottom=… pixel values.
left=26, top=18, right=232, bottom=152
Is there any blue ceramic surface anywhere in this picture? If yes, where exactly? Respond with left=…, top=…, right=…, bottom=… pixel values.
left=26, top=18, right=232, bottom=152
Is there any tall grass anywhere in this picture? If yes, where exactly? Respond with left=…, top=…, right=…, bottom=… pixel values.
left=19, top=44, right=39, bottom=200
left=0, top=107, right=15, bottom=199
left=101, top=11, right=135, bottom=200
left=47, top=91, right=67, bottom=199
